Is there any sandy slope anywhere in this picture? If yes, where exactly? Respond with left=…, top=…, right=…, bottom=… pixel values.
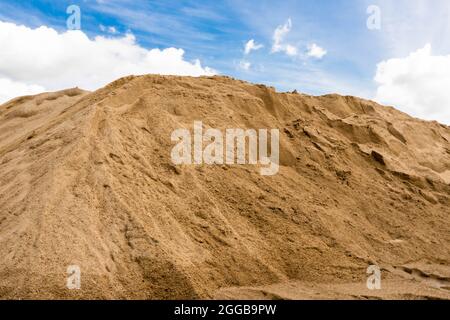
left=0, top=75, right=449, bottom=299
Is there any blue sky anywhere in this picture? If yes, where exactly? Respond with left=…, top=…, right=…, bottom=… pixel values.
left=1, top=0, right=450, bottom=123
left=0, top=0, right=380, bottom=95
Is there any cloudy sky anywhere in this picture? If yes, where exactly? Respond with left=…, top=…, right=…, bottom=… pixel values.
left=0, top=0, right=449, bottom=124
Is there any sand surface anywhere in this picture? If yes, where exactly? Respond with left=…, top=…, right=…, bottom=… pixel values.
left=0, top=75, right=449, bottom=299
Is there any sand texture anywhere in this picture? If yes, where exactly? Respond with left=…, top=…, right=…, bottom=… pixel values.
left=0, top=75, right=449, bottom=299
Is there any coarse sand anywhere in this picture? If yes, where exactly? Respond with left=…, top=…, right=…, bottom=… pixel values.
left=0, top=75, right=449, bottom=299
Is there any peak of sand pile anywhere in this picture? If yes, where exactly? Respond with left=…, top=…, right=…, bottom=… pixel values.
left=0, top=75, right=449, bottom=299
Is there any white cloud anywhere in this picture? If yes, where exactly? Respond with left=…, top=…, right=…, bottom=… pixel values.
left=108, top=26, right=117, bottom=34
left=244, top=39, right=263, bottom=55
left=238, top=60, right=251, bottom=71
left=0, top=78, right=45, bottom=103
left=271, top=18, right=298, bottom=56
left=99, top=24, right=117, bottom=34
left=285, top=44, right=298, bottom=57
left=271, top=20, right=328, bottom=60
left=307, top=43, right=327, bottom=59
left=374, top=44, right=450, bottom=124
left=0, top=21, right=216, bottom=103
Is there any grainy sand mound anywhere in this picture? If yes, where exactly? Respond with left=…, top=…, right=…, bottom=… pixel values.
left=0, top=75, right=449, bottom=299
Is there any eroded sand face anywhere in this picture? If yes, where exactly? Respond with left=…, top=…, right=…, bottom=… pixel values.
left=0, top=75, right=449, bottom=299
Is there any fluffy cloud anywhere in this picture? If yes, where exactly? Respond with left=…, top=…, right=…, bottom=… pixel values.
left=0, top=21, right=216, bottom=103
left=271, top=19, right=326, bottom=60
left=285, top=44, right=298, bottom=57
left=307, top=43, right=327, bottom=59
left=271, top=18, right=297, bottom=57
left=375, top=44, right=450, bottom=124
left=100, top=24, right=117, bottom=34
left=238, top=60, right=251, bottom=71
left=244, top=39, right=263, bottom=55
left=0, top=78, right=45, bottom=103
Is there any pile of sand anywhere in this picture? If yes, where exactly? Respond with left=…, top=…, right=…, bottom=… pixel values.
left=0, top=75, right=449, bottom=299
